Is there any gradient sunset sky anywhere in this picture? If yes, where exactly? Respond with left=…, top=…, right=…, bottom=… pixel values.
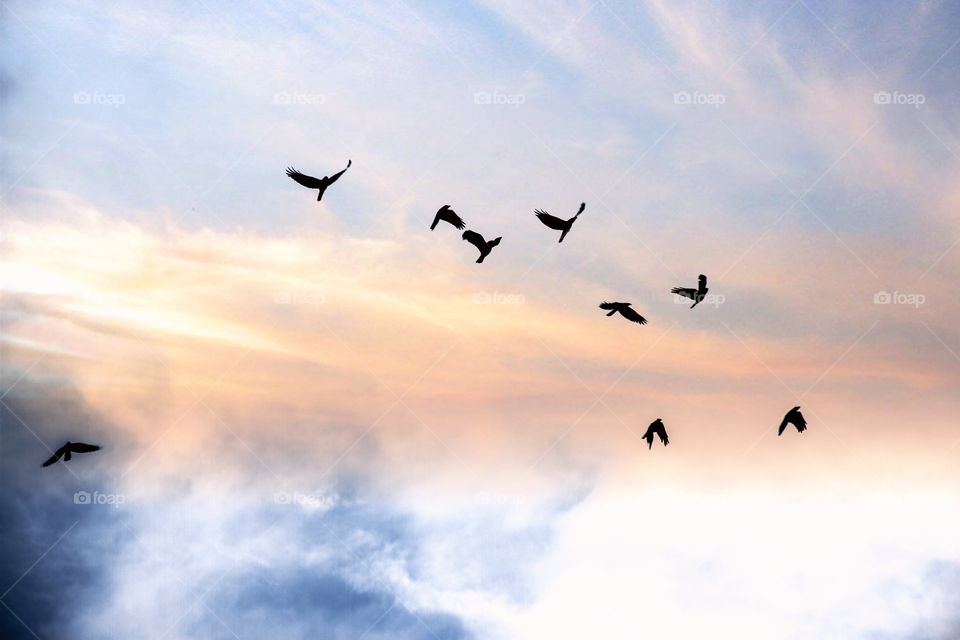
left=3, top=1, right=960, bottom=638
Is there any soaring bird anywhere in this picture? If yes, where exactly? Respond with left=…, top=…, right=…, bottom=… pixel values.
left=599, top=301, right=647, bottom=325
left=778, top=406, right=808, bottom=436
left=285, top=160, right=351, bottom=201
left=642, top=419, right=669, bottom=449
left=462, top=230, right=501, bottom=263
left=671, top=274, right=709, bottom=309
left=534, top=202, right=585, bottom=242
left=42, top=441, right=101, bottom=467
left=430, top=205, right=465, bottom=231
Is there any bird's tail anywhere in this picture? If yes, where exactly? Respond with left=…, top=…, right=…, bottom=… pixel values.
left=430, top=218, right=439, bottom=230
left=558, top=227, right=570, bottom=243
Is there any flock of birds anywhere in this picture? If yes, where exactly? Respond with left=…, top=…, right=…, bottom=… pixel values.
left=40, top=158, right=810, bottom=468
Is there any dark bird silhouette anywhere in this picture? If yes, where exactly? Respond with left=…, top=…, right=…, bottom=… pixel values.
left=285, top=160, right=351, bottom=201
left=42, top=441, right=101, bottom=467
left=671, top=274, right=709, bottom=308
left=462, top=230, right=501, bottom=263
left=534, top=202, right=585, bottom=242
left=642, top=418, right=669, bottom=449
left=430, top=205, right=465, bottom=231
left=599, top=301, right=647, bottom=325
left=778, top=406, right=808, bottom=436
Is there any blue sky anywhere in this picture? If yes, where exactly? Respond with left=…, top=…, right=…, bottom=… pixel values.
left=4, top=1, right=960, bottom=639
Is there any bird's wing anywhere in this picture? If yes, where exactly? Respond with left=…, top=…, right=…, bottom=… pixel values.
left=671, top=287, right=697, bottom=300
left=462, top=230, right=485, bottom=249
left=598, top=302, right=619, bottom=311
left=285, top=167, right=323, bottom=188
left=777, top=415, right=790, bottom=436
left=657, top=425, right=669, bottom=445
left=441, top=208, right=466, bottom=230
left=41, top=451, right=62, bottom=467
left=534, top=210, right=568, bottom=230
left=791, top=411, right=807, bottom=432
left=69, top=442, right=101, bottom=453
left=619, top=306, right=648, bottom=324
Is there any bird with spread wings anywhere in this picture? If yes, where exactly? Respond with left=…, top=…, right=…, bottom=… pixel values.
left=285, top=159, right=352, bottom=201
left=599, top=301, right=648, bottom=325
left=642, top=419, right=669, bottom=449
left=42, top=441, right=101, bottom=467
left=671, top=274, right=709, bottom=309
left=430, top=205, right=465, bottom=230
left=462, top=230, right=501, bottom=263
left=534, top=202, right=585, bottom=243
left=778, top=406, right=808, bottom=436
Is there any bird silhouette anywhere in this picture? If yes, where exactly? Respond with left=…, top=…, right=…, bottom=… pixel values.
left=462, top=230, right=501, bottom=263
left=671, top=274, right=709, bottom=308
left=534, top=202, right=585, bottom=242
left=430, top=205, right=465, bottom=231
left=599, top=301, right=647, bottom=325
left=778, top=406, right=808, bottom=436
left=42, top=441, right=101, bottom=467
left=642, top=419, right=669, bottom=449
left=285, top=160, right=351, bottom=201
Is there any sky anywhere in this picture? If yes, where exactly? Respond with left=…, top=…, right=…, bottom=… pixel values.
left=2, top=0, right=960, bottom=638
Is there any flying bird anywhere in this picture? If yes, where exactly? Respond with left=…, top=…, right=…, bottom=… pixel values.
left=285, top=159, right=351, bottom=201
left=671, top=274, right=709, bottom=308
left=42, top=441, right=101, bottom=467
left=462, top=230, right=501, bottom=263
left=778, top=406, right=808, bottom=436
left=642, top=419, right=669, bottom=449
left=534, top=202, right=585, bottom=242
left=599, top=301, right=647, bottom=325
left=430, top=205, right=465, bottom=231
